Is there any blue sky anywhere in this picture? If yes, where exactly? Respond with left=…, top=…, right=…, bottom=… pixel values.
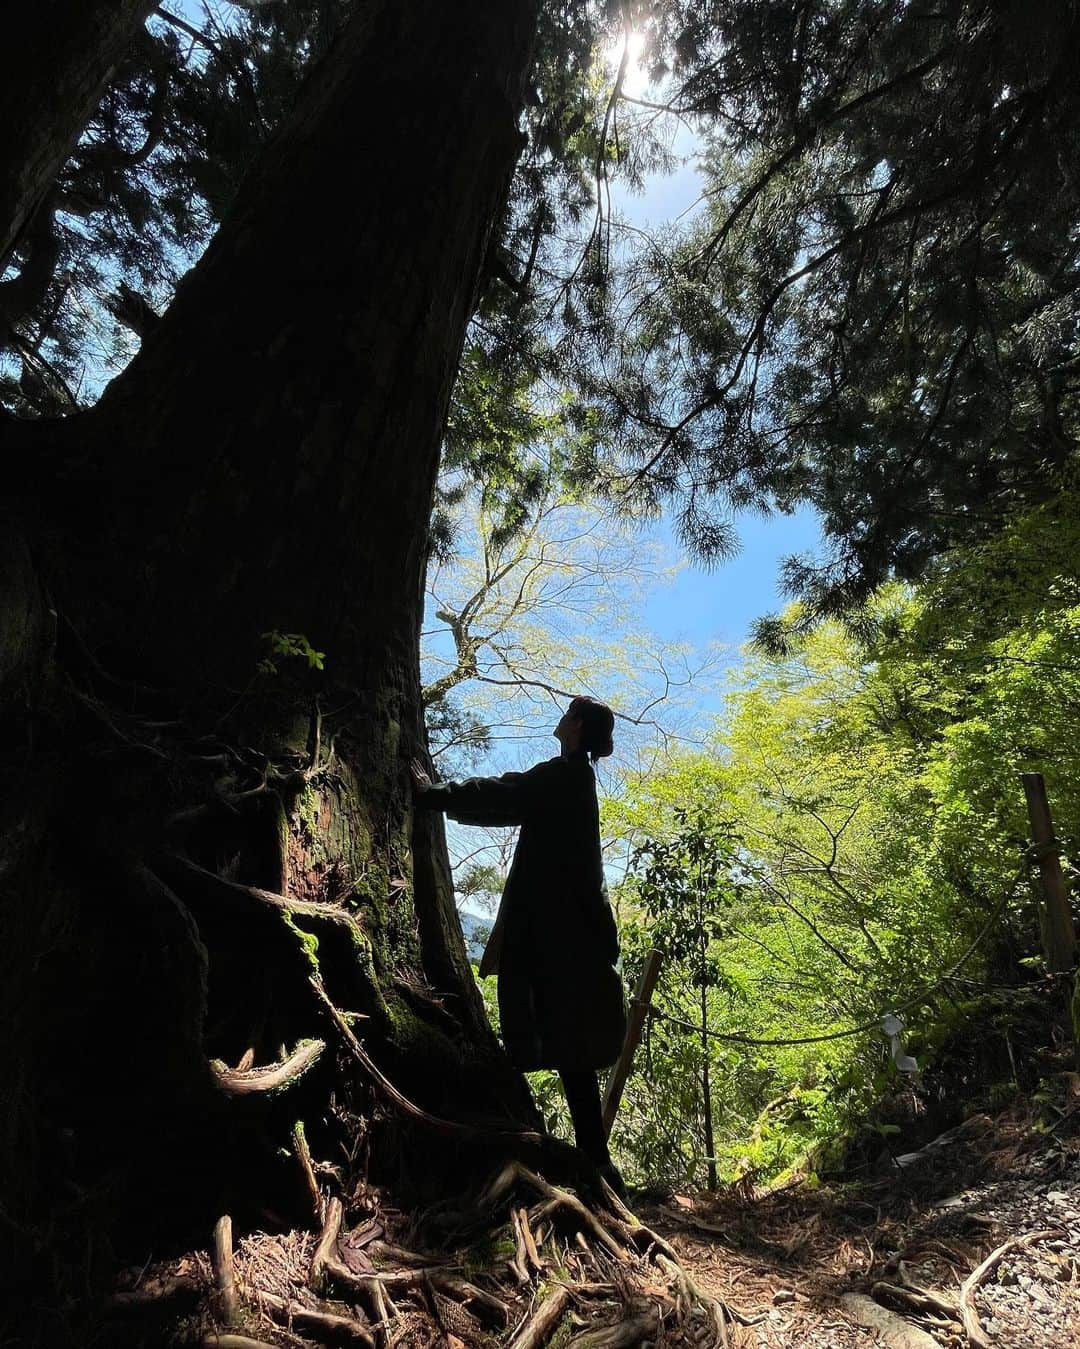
left=642, top=507, right=822, bottom=649
left=443, top=112, right=828, bottom=911
left=423, top=37, right=834, bottom=913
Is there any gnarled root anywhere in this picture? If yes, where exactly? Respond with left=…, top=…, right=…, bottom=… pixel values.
left=959, top=1228, right=1065, bottom=1349
left=257, top=1291, right=374, bottom=1346
left=566, top=1308, right=661, bottom=1349
left=480, top=1162, right=627, bottom=1260
left=474, top=1163, right=758, bottom=1346
left=309, top=1195, right=345, bottom=1292
left=512, top=1285, right=572, bottom=1349
left=210, top=1039, right=325, bottom=1096
left=110, top=1161, right=762, bottom=1348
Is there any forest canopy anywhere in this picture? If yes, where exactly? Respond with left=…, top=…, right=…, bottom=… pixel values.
left=6, top=1, right=1078, bottom=615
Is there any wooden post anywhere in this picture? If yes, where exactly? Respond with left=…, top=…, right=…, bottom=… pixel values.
left=1021, top=773, right=1076, bottom=973
left=602, top=949, right=663, bottom=1137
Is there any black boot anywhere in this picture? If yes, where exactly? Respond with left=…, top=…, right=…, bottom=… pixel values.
left=558, top=1067, right=630, bottom=1202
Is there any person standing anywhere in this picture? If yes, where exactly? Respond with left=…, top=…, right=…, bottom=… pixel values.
left=412, top=695, right=627, bottom=1195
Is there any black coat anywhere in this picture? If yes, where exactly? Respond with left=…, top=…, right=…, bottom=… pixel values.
left=419, top=752, right=626, bottom=1072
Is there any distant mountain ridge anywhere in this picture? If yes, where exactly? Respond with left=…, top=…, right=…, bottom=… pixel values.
left=458, top=909, right=493, bottom=965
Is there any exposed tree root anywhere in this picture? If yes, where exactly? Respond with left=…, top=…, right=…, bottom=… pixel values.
left=257, top=1291, right=374, bottom=1346
left=109, top=1157, right=761, bottom=1348
left=368, top=1240, right=433, bottom=1268
left=366, top=1276, right=392, bottom=1343
left=164, top=853, right=367, bottom=947
left=873, top=1258, right=963, bottom=1323
left=866, top=1226, right=1069, bottom=1348
left=518, top=1207, right=543, bottom=1275
left=291, top=1120, right=324, bottom=1221
left=211, top=1214, right=240, bottom=1327
left=656, top=1252, right=732, bottom=1347
left=511, top=1285, right=571, bottom=1349
left=872, top=1276, right=959, bottom=1323
left=200, top=1336, right=280, bottom=1349
left=840, top=1293, right=941, bottom=1348
left=310, top=977, right=548, bottom=1146
left=958, top=1228, right=1065, bottom=1349
left=432, top=1273, right=510, bottom=1325
left=309, top=1196, right=345, bottom=1293
left=210, top=1040, right=326, bottom=1096
left=566, top=1309, right=661, bottom=1349
left=479, top=1162, right=627, bottom=1259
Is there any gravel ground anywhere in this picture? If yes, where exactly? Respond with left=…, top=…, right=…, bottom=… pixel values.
left=644, top=1092, right=1079, bottom=1348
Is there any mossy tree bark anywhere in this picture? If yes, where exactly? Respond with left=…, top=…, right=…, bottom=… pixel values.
left=0, top=0, right=541, bottom=1327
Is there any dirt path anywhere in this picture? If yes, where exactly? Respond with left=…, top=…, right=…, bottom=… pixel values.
left=101, top=1085, right=1078, bottom=1348
left=645, top=1089, right=1080, bottom=1347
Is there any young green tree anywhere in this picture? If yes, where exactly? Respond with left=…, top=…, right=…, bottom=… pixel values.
left=628, top=809, right=745, bottom=1188
left=612, top=504, right=1080, bottom=1183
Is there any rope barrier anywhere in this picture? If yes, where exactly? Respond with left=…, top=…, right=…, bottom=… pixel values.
left=647, top=860, right=1031, bottom=1050
left=311, top=854, right=1035, bottom=1139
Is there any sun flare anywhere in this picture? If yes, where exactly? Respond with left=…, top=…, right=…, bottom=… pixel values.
left=604, top=28, right=648, bottom=99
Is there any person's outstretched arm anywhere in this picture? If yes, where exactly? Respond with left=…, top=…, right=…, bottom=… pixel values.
left=410, top=758, right=547, bottom=827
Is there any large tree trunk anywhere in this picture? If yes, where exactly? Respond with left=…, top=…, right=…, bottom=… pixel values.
left=0, top=0, right=540, bottom=1335
left=0, top=1, right=156, bottom=270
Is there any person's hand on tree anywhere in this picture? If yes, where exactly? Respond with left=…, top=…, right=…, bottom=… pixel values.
left=410, top=759, right=432, bottom=794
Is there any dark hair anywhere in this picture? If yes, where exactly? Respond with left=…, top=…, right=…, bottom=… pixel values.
left=569, top=695, right=615, bottom=762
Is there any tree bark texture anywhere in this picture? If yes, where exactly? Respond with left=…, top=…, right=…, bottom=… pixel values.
left=0, top=0, right=541, bottom=1334
left=0, top=0, right=156, bottom=270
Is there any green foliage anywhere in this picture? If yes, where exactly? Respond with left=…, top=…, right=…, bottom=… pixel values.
left=258, top=630, right=326, bottom=675
left=580, top=0, right=1080, bottom=615
left=455, top=865, right=504, bottom=917
left=608, top=499, right=1080, bottom=1186
left=631, top=809, right=744, bottom=984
